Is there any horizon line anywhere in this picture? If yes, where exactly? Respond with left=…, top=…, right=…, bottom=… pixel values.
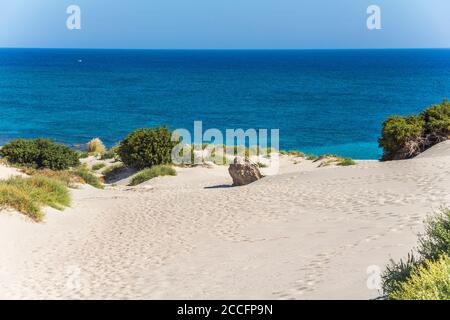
left=1, top=46, right=449, bottom=51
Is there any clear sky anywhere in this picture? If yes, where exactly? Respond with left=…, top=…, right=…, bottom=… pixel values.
left=0, top=0, right=449, bottom=49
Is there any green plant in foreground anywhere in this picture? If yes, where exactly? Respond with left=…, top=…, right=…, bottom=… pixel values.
left=418, top=209, right=450, bottom=261
left=129, top=165, right=176, bottom=186
left=390, top=255, right=450, bottom=300
left=0, top=176, right=70, bottom=221
left=382, top=253, right=420, bottom=297
left=382, top=208, right=450, bottom=299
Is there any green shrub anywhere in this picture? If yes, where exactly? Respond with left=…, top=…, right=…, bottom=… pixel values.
left=118, top=127, right=178, bottom=170
left=92, top=163, right=106, bottom=171
left=306, top=154, right=319, bottom=161
left=100, top=146, right=119, bottom=160
left=337, top=157, right=356, bottom=166
left=383, top=208, right=450, bottom=299
left=77, top=151, right=90, bottom=159
left=24, top=168, right=81, bottom=187
left=0, top=184, right=42, bottom=220
left=73, top=166, right=104, bottom=189
left=379, top=99, right=450, bottom=160
left=102, top=163, right=124, bottom=176
left=421, top=99, right=450, bottom=137
left=0, top=138, right=80, bottom=170
left=378, top=115, right=425, bottom=160
left=100, top=150, right=115, bottom=160
left=129, top=165, right=176, bottom=186
left=0, top=176, right=71, bottom=221
left=382, top=253, right=420, bottom=297
left=418, top=209, right=450, bottom=261
left=102, top=163, right=125, bottom=183
left=390, top=256, right=450, bottom=300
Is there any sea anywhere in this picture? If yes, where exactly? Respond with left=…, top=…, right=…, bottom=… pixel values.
left=1, top=49, right=450, bottom=159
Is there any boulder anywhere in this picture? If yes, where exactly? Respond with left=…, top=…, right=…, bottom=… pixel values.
left=228, top=157, right=263, bottom=186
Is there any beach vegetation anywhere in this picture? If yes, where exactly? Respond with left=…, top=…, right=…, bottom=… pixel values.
left=379, top=99, right=450, bottom=160
left=129, top=165, right=176, bottom=186
left=102, top=163, right=127, bottom=183
left=92, top=163, right=106, bottom=171
left=86, top=138, right=106, bottom=154
left=306, top=154, right=319, bottom=161
left=21, top=168, right=82, bottom=187
left=73, top=166, right=104, bottom=189
left=389, top=255, right=450, bottom=300
left=313, top=154, right=355, bottom=167
left=382, top=208, right=450, bottom=300
left=100, top=146, right=120, bottom=160
left=418, top=209, right=450, bottom=261
left=422, top=99, right=450, bottom=138
left=379, top=115, right=425, bottom=160
left=118, top=127, right=178, bottom=170
left=0, top=138, right=80, bottom=170
left=336, top=157, right=356, bottom=166
left=102, top=163, right=124, bottom=176
left=77, top=151, right=90, bottom=159
left=0, top=176, right=71, bottom=221
left=286, top=151, right=305, bottom=157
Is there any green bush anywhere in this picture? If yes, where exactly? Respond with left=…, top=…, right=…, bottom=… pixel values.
left=118, top=127, right=178, bottom=170
left=0, top=138, right=80, bottom=170
left=77, top=151, right=90, bottom=159
left=383, top=208, right=450, bottom=299
left=337, top=157, right=356, bottom=166
left=129, top=165, right=176, bottom=186
left=390, top=256, right=450, bottom=300
left=306, top=154, right=319, bottom=161
left=418, top=209, right=450, bottom=261
left=421, top=99, right=450, bottom=137
left=73, top=166, right=104, bottom=189
left=92, top=163, right=106, bottom=171
left=379, top=99, right=450, bottom=160
left=0, top=176, right=71, bottom=221
left=378, top=115, right=425, bottom=160
left=382, top=253, right=420, bottom=297
left=100, top=146, right=119, bottom=160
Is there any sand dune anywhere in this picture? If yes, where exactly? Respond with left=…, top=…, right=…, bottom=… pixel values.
left=1, top=141, right=450, bottom=299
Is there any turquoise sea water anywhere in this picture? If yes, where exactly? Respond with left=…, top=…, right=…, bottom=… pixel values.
left=1, top=49, right=450, bottom=159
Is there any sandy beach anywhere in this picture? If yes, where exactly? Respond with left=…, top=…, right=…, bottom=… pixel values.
left=0, top=141, right=449, bottom=300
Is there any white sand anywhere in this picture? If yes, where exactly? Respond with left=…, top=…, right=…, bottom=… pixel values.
left=1, top=141, right=450, bottom=300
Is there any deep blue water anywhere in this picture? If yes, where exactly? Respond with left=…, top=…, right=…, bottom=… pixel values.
left=1, top=49, right=450, bottom=159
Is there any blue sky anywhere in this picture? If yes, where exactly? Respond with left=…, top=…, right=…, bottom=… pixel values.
left=0, top=0, right=449, bottom=49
